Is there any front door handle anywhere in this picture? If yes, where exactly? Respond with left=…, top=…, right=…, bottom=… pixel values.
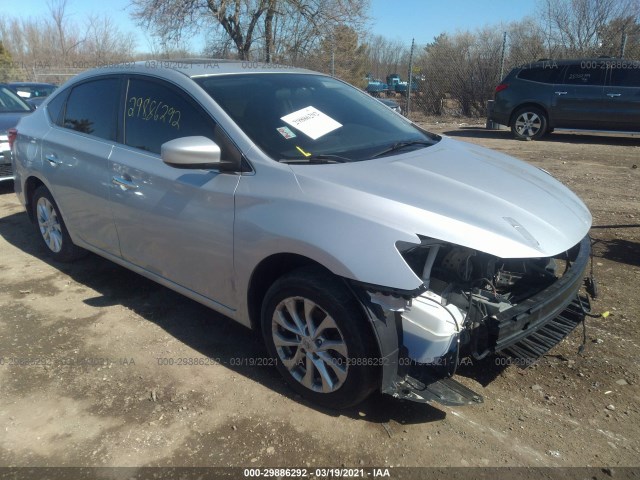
left=45, top=153, right=62, bottom=166
left=606, top=93, right=622, bottom=97
left=555, top=91, right=568, bottom=96
left=111, top=176, right=138, bottom=190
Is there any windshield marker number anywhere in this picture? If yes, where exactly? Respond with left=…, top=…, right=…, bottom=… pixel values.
left=127, top=96, right=181, bottom=129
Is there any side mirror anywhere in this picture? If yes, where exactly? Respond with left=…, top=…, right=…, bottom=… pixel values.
left=161, top=136, right=237, bottom=170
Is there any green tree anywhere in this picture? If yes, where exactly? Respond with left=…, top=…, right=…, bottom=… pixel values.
left=309, top=24, right=368, bottom=86
left=0, top=40, right=16, bottom=82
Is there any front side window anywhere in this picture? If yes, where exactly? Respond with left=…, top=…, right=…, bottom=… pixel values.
left=196, top=73, right=438, bottom=162
left=63, top=78, right=120, bottom=140
left=609, top=67, right=640, bottom=87
left=124, top=78, right=217, bottom=155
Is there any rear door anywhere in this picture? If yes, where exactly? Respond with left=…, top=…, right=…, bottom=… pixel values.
left=552, top=63, right=608, bottom=129
left=604, top=64, right=640, bottom=131
left=40, top=77, right=122, bottom=255
left=108, top=75, right=240, bottom=309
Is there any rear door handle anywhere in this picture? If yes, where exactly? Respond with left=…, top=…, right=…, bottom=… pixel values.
left=555, top=91, right=567, bottom=95
left=45, top=153, right=62, bottom=166
left=606, top=93, right=622, bottom=97
left=111, top=176, right=138, bottom=190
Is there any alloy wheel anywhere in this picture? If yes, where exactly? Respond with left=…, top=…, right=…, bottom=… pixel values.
left=36, top=197, right=63, bottom=253
left=272, top=296, right=349, bottom=393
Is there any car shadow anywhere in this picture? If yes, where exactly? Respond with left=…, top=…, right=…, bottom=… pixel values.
left=0, top=180, right=15, bottom=196
left=0, top=208, right=447, bottom=424
left=441, top=127, right=640, bottom=146
left=591, top=236, right=640, bottom=267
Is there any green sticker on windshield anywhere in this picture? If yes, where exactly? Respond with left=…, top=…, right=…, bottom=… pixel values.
left=277, top=126, right=297, bottom=139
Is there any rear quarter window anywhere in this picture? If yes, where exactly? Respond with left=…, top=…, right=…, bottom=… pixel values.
left=46, top=91, right=67, bottom=126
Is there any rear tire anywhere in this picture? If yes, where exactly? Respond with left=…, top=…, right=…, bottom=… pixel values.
left=32, top=186, right=86, bottom=262
left=511, top=106, right=548, bottom=140
left=261, top=266, right=379, bottom=409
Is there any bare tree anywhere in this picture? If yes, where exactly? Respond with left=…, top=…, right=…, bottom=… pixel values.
left=540, top=0, right=640, bottom=56
left=85, top=14, right=137, bottom=64
left=416, top=27, right=504, bottom=116
left=131, top=0, right=369, bottom=61
left=365, top=35, right=409, bottom=80
left=0, top=1, right=136, bottom=82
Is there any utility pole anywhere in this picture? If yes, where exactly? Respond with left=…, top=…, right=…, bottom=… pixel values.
left=407, top=38, right=415, bottom=117
left=331, top=32, right=335, bottom=76
left=500, top=32, right=507, bottom=81
left=620, top=32, right=627, bottom=58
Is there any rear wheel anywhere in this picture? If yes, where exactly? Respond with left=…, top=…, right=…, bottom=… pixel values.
left=32, top=186, right=85, bottom=262
left=261, top=267, right=379, bottom=409
left=511, top=106, right=548, bottom=140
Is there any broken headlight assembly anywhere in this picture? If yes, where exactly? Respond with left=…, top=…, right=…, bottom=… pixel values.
left=359, top=234, right=595, bottom=406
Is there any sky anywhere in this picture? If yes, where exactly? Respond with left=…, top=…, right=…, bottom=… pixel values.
left=8, top=0, right=540, bottom=53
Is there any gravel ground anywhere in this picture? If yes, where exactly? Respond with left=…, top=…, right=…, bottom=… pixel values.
left=0, top=123, right=638, bottom=475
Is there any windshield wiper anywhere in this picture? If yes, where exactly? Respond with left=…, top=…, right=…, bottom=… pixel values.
left=370, top=140, right=432, bottom=159
left=280, top=154, right=350, bottom=164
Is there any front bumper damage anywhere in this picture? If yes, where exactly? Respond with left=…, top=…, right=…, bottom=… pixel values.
left=350, top=235, right=593, bottom=407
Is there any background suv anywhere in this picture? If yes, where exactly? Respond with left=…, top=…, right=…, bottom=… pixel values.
left=490, top=58, right=640, bottom=140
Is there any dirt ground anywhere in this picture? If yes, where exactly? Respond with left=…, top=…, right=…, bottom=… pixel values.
left=0, top=123, right=639, bottom=475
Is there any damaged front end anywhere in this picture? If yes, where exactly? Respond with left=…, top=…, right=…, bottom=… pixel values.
left=350, top=235, right=594, bottom=407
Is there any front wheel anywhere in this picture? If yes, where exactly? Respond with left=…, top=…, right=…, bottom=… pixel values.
left=511, top=106, right=548, bottom=140
left=261, top=267, right=379, bottom=409
left=32, top=186, right=86, bottom=262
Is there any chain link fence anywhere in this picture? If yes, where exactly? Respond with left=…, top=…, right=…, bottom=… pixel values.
left=361, top=30, right=640, bottom=123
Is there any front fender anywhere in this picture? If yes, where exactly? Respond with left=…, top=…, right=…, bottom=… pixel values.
left=234, top=193, right=424, bottom=294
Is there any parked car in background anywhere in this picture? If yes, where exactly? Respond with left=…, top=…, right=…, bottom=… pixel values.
left=12, top=61, right=594, bottom=409
left=0, top=84, right=32, bottom=181
left=377, top=97, right=403, bottom=115
left=490, top=58, right=640, bottom=140
left=9, top=82, right=57, bottom=110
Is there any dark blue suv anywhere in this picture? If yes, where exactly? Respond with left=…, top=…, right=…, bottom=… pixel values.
left=490, top=58, right=640, bottom=140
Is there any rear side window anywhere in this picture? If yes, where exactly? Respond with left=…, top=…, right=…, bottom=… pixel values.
left=63, top=78, right=120, bottom=140
left=609, top=68, right=640, bottom=87
left=563, top=65, right=606, bottom=86
left=517, top=66, right=563, bottom=83
left=46, top=91, right=67, bottom=125
left=124, top=78, right=216, bottom=155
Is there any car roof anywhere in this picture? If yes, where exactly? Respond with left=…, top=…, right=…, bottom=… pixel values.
left=74, top=59, right=317, bottom=80
left=517, top=57, right=639, bottom=69
left=8, top=82, right=57, bottom=87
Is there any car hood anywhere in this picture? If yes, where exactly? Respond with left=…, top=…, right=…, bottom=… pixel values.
left=290, top=136, right=591, bottom=259
left=0, top=112, right=30, bottom=134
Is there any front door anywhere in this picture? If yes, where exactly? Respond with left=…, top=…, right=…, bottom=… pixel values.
left=552, top=63, right=608, bottom=129
left=109, top=76, right=240, bottom=309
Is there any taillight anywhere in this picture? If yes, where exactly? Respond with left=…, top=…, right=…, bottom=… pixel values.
left=495, top=83, right=509, bottom=93
left=8, top=128, right=17, bottom=149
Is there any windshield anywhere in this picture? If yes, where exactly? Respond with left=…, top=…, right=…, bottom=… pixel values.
left=0, top=86, right=31, bottom=113
left=12, top=84, right=56, bottom=98
left=195, top=73, right=438, bottom=162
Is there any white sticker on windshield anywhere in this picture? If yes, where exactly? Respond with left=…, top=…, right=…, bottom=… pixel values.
left=280, top=106, right=342, bottom=140
left=276, top=126, right=297, bottom=139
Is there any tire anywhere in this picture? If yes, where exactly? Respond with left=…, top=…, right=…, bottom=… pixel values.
left=261, top=266, right=379, bottom=409
left=32, top=186, right=86, bottom=262
left=511, top=106, right=548, bottom=140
